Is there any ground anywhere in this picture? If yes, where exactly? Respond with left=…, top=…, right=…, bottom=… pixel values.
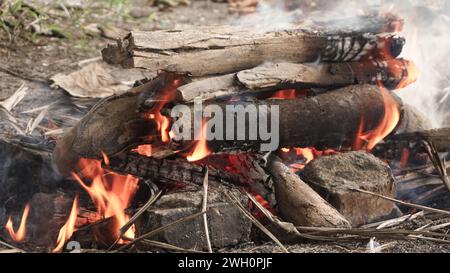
left=1, top=0, right=450, bottom=253
left=0, top=0, right=231, bottom=99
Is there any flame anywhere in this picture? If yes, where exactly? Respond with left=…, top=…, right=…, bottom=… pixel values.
left=280, top=147, right=335, bottom=171
left=72, top=154, right=139, bottom=243
left=132, top=145, right=153, bottom=157
left=356, top=85, right=401, bottom=151
left=5, top=204, right=30, bottom=242
left=396, top=60, right=418, bottom=89
left=293, top=148, right=315, bottom=164
left=53, top=196, right=78, bottom=253
left=400, top=148, right=410, bottom=168
left=160, top=115, right=171, bottom=143
left=146, top=75, right=183, bottom=143
left=186, top=121, right=211, bottom=162
left=270, top=89, right=297, bottom=99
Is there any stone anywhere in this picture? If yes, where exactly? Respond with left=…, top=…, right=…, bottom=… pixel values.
left=301, top=151, right=396, bottom=226
left=135, top=187, right=252, bottom=251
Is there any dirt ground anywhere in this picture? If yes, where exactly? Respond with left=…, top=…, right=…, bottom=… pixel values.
left=0, top=0, right=231, bottom=100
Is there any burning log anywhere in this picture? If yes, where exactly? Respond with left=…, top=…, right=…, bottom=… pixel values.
left=52, top=81, right=404, bottom=175
left=102, top=27, right=405, bottom=76
left=106, top=153, right=275, bottom=206
left=176, top=60, right=415, bottom=102
left=266, top=154, right=351, bottom=228
left=236, top=60, right=416, bottom=91
left=175, top=84, right=403, bottom=154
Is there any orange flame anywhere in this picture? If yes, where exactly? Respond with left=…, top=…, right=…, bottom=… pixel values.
left=270, top=89, right=297, bottom=100
left=186, top=121, right=211, bottom=162
left=146, top=75, right=183, bottom=143
left=52, top=196, right=78, bottom=253
left=281, top=147, right=335, bottom=171
left=356, top=85, right=401, bottom=151
left=293, top=147, right=315, bottom=164
left=132, top=145, right=153, bottom=157
left=5, top=204, right=30, bottom=242
left=72, top=154, right=139, bottom=243
left=396, top=60, right=418, bottom=89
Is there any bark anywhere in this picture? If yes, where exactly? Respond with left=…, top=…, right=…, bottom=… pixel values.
left=102, top=26, right=405, bottom=76
left=266, top=154, right=351, bottom=228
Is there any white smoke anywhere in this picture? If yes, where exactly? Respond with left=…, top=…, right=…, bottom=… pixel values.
left=232, top=0, right=450, bottom=127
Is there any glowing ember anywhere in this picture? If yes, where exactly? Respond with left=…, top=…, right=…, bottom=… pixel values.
left=400, top=148, right=410, bottom=168
left=53, top=196, right=78, bottom=253
left=72, top=154, right=139, bottom=243
left=356, top=85, right=401, bottom=151
left=280, top=147, right=335, bottom=171
left=132, top=144, right=153, bottom=157
left=5, top=204, right=30, bottom=242
left=270, top=89, right=297, bottom=100
left=186, top=121, right=211, bottom=162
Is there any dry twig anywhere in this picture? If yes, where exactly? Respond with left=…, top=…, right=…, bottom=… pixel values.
left=202, top=167, right=213, bottom=253
left=225, top=191, right=289, bottom=253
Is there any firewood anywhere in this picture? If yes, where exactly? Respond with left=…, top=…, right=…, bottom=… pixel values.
left=106, top=153, right=267, bottom=186
left=176, top=84, right=403, bottom=154
left=176, top=60, right=414, bottom=102
left=102, top=26, right=405, bottom=76
left=392, top=127, right=450, bottom=152
left=236, top=60, right=414, bottom=91
left=266, top=154, right=351, bottom=228
left=52, top=81, right=404, bottom=175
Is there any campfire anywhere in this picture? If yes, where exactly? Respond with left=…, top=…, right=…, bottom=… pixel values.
left=1, top=5, right=450, bottom=254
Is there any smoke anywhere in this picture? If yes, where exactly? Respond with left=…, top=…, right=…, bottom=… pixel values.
left=231, top=0, right=450, bottom=127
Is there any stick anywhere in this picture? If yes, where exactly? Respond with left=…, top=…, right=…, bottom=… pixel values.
left=225, top=191, right=289, bottom=253
left=142, top=240, right=206, bottom=253
left=202, top=167, right=213, bottom=253
left=423, top=140, right=450, bottom=192
left=0, top=240, right=25, bottom=253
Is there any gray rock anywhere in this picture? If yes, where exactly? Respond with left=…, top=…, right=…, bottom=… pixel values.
left=135, top=187, right=252, bottom=251
left=301, top=151, right=396, bottom=226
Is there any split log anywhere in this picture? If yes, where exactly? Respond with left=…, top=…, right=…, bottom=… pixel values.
left=102, top=26, right=405, bottom=76
left=236, top=60, right=415, bottom=91
left=175, top=60, right=412, bottom=102
left=176, top=60, right=414, bottom=102
left=266, top=154, right=351, bottom=228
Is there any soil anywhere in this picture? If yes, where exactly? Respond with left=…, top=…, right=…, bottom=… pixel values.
left=0, top=0, right=231, bottom=99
